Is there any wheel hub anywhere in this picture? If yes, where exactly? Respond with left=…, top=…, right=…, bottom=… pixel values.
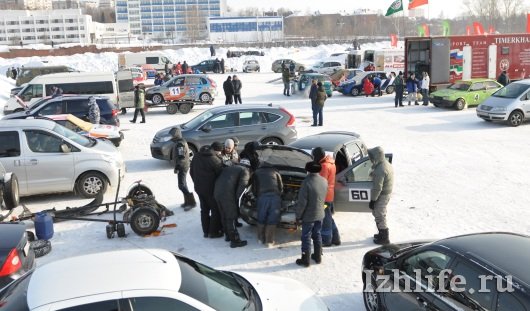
left=136, top=214, right=154, bottom=229
left=83, top=177, right=102, bottom=195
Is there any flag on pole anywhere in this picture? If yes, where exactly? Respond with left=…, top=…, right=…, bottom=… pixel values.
left=442, top=20, right=451, bottom=36
left=385, top=0, right=403, bottom=16
left=473, top=21, right=485, bottom=35
left=390, top=34, right=398, bottom=47
left=417, top=25, right=425, bottom=37
left=422, top=24, right=430, bottom=36
left=408, top=0, right=428, bottom=9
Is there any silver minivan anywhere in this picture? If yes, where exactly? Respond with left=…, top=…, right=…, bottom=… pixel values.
left=476, top=80, right=530, bottom=127
left=0, top=119, right=125, bottom=198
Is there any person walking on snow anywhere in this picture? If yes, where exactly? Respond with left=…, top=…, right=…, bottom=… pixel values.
left=315, top=81, right=327, bottom=126
left=368, top=146, right=394, bottom=245
left=223, top=76, right=234, bottom=105
left=130, top=84, right=146, bottom=123
left=363, top=77, right=374, bottom=97
left=406, top=72, right=419, bottom=105
left=282, top=66, right=291, bottom=96
left=309, top=79, right=319, bottom=126
left=394, top=71, right=404, bottom=107
left=170, top=127, right=196, bottom=211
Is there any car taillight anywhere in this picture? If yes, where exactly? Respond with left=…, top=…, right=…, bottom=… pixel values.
left=112, top=109, right=119, bottom=117
left=0, top=248, right=21, bottom=277
left=280, top=107, right=296, bottom=127
left=209, top=78, right=216, bottom=88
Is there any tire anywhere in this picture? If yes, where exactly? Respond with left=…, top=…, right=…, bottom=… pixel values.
left=351, top=88, right=360, bottom=96
left=166, top=103, right=178, bottom=114
left=433, top=103, right=440, bottom=108
left=151, top=94, right=164, bottom=105
left=129, top=207, right=160, bottom=236
left=179, top=103, right=192, bottom=114
left=386, top=85, right=395, bottom=94
left=127, top=184, right=153, bottom=199
left=363, top=276, right=383, bottom=311
left=261, top=137, right=282, bottom=145
left=3, top=173, right=19, bottom=210
left=106, top=224, right=114, bottom=239
left=188, top=144, right=198, bottom=159
left=454, top=98, right=466, bottom=110
left=26, top=231, right=35, bottom=242
left=76, top=172, right=108, bottom=198
left=120, top=108, right=127, bottom=115
left=31, top=240, right=52, bottom=258
left=508, top=110, right=524, bottom=127
left=484, top=119, right=492, bottom=122
left=199, top=92, right=212, bottom=102
left=116, top=223, right=126, bottom=238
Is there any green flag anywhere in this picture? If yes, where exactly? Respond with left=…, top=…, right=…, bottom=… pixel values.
left=417, top=25, right=425, bottom=37
left=442, top=20, right=451, bottom=36
left=385, top=0, right=403, bottom=16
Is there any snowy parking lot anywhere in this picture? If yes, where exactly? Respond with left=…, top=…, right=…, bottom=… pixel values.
left=2, top=47, right=530, bottom=310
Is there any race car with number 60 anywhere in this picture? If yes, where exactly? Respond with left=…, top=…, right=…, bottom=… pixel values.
left=145, top=74, right=217, bottom=106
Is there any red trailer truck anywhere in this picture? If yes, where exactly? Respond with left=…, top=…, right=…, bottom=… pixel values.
left=405, top=34, right=530, bottom=90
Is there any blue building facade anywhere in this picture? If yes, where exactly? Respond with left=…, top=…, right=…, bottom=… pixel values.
left=208, top=16, right=284, bottom=43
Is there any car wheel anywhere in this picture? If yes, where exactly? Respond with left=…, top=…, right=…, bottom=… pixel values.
left=31, top=240, right=52, bottom=258
left=152, top=94, right=164, bottom=105
left=261, top=137, right=282, bottom=145
left=179, top=103, right=192, bottom=114
left=120, top=108, right=127, bottom=115
left=116, top=223, right=126, bottom=238
left=386, top=85, right=395, bottom=94
left=200, top=92, right=212, bottom=102
left=76, top=172, right=107, bottom=198
left=454, top=98, right=466, bottom=110
left=351, top=88, right=360, bottom=96
left=3, top=173, right=19, bottom=210
left=257, top=67, right=260, bottom=72
left=508, top=110, right=524, bottom=127
left=166, top=103, right=178, bottom=114
left=130, top=207, right=160, bottom=236
left=363, top=277, right=383, bottom=311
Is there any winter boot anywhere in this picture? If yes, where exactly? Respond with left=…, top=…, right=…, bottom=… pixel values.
left=235, top=219, right=243, bottom=228
left=415, top=101, right=419, bottom=105
left=295, top=252, right=311, bottom=267
left=180, top=193, right=189, bottom=208
left=257, top=224, right=265, bottom=244
left=264, top=224, right=276, bottom=247
left=332, top=229, right=341, bottom=246
left=229, top=231, right=247, bottom=248
left=373, top=229, right=390, bottom=245
left=183, top=193, right=196, bottom=211
left=310, top=244, right=323, bottom=264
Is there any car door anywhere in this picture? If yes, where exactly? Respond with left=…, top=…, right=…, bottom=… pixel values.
left=166, top=76, right=186, bottom=101
left=0, top=130, right=28, bottom=195
left=23, top=129, right=74, bottom=195
left=334, top=154, right=392, bottom=212
left=236, top=111, right=268, bottom=144
left=64, top=99, right=89, bottom=121
left=184, top=76, right=202, bottom=101
left=196, top=112, right=239, bottom=146
left=116, top=70, right=135, bottom=109
left=468, top=82, right=486, bottom=106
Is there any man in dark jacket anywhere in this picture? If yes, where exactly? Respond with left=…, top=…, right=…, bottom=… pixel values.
left=182, top=61, right=188, bottom=74
left=309, top=79, right=318, bottom=126
left=252, top=161, right=283, bottom=246
left=394, top=71, right=404, bottom=107
left=220, top=58, right=225, bottom=74
left=295, top=162, right=327, bottom=267
left=190, top=144, right=223, bottom=238
left=497, top=70, right=510, bottom=86
left=282, top=66, right=291, bottom=96
left=223, top=76, right=234, bottom=105
left=214, top=158, right=251, bottom=248
left=368, top=146, right=394, bottom=245
left=315, top=82, right=327, bottom=126
left=239, top=141, right=260, bottom=172
left=170, top=127, right=196, bottom=211
left=214, top=58, right=221, bottom=73
left=210, top=44, right=215, bottom=57
left=232, top=75, right=242, bottom=104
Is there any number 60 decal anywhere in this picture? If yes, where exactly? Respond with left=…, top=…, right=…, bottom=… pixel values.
left=349, top=189, right=371, bottom=202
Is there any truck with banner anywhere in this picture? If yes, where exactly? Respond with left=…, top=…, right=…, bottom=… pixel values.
left=405, top=33, right=530, bottom=90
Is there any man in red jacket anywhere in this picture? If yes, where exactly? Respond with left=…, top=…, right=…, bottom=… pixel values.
left=312, top=147, right=341, bottom=247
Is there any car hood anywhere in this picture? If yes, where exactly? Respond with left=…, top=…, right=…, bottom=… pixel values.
left=365, top=240, right=432, bottom=260
left=146, top=85, right=162, bottom=93
left=480, top=95, right=518, bottom=107
left=156, top=125, right=189, bottom=138
left=237, top=272, right=328, bottom=311
left=432, top=88, right=464, bottom=97
left=256, top=145, right=312, bottom=172
left=2, top=110, right=31, bottom=120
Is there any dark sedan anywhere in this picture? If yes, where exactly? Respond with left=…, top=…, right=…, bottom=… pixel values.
left=0, top=223, right=35, bottom=288
left=362, top=232, right=530, bottom=311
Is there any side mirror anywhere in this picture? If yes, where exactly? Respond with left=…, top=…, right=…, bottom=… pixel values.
left=60, top=143, right=71, bottom=153
left=201, top=124, right=212, bottom=133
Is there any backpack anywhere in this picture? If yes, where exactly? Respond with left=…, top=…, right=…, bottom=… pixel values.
left=175, top=141, right=186, bottom=160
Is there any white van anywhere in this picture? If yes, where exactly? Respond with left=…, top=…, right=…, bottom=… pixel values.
left=3, top=71, right=134, bottom=114
left=118, top=52, right=172, bottom=72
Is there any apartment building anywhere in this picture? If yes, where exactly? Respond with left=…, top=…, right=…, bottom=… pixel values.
left=208, top=16, right=284, bottom=43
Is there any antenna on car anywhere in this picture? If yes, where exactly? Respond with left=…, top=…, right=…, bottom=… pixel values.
left=124, top=239, right=167, bottom=263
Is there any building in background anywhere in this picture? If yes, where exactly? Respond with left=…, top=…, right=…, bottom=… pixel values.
left=98, top=0, right=114, bottom=8
left=93, top=21, right=129, bottom=43
left=208, top=16, right=283, bottom=43
left=52, top=0, right=81, bottom=9
left=25, top=0, right=52, bottom=10
left=116, top=0, right=225, bottom=42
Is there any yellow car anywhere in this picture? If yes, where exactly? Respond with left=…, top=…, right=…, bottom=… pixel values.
left=48, top=114, right=123, bottom=147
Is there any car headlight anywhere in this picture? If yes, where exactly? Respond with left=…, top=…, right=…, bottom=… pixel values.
left=491, top=107, right=507, bottom=112
left=157, top=135, right=172, bottom=143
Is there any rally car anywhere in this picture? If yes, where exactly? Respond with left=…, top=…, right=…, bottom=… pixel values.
left=47, top=114, right=124, bottom=147
left=430, top=78, right=502, bottom=110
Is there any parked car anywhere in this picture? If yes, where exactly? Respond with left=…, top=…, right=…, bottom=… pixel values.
left=191, top=59, right=224, bottom=73
left=145, top=74, right=217, bottom=107
left=271, top=59, right=306, bottom=73
left=337, top=71, right=392, bottom=96
left=227, top=49, right=265, bottom=58
left=243, top=59, right=260, bottom=72
left=330, top=69, right=364, bottom=89
left=2, top=95, right=120, bottom=127
left=289, top=131, right=369, bottom=173
left=0, top=248, right=328, bottom=310
left=46, top=114, right=124, bottom=147
left=151, top=104, right=297, bottom=161
left=0, top=119, right=125, bottom=198
left=430, top=78, right=502, bottom=110
left=0, top=162, right=19, bottom=211
left=239, top=144, right=392, bottom=228
left=362, top=232, right=530, bottom=311
left=0, top=223, right=35, bottom=289
left=15, top=65, right=77, bottom=87
left=297, top=73, right=333, bottom=97
left=476, top=80, right=530, bottom=126
left=309, top=61, right=344, bottom=75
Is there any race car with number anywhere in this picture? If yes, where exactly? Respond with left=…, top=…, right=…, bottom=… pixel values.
left=145, top=74, right=217, bottom=105
left=429, top=78, right=502, bottom=110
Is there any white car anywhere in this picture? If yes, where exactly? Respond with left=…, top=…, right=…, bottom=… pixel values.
left=310, top=61, right=344, bottom=75
left=0, top=248, right=329, bottom=311
left=476, top=80, right=530, bottom=127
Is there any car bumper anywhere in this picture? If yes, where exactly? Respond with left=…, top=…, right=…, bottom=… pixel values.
left=429, top=97, right=454, bottom=107
left=150, top=141, right=173, bottom=160
left=476, top=110, right=508, bottom=121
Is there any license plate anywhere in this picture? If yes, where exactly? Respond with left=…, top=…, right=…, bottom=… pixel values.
left=477, top=112, right=488, bottom=117
left=23, top=241, right=30, bottom=257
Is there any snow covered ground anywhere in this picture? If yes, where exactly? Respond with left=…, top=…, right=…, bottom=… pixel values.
left=2, top=44, right=530, bottom=310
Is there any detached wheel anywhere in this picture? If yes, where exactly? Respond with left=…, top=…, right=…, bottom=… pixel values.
left=130, top=207, right=160, bottom=236
left=454, top=98, right=466, bottom=110
left=179, top=103, right=192, bottom=114
left=151, top=94, right=164, bottom=105
left=3, top=173, right=19, bottom=210
left=106, top=224, right=114, bottom=239
left=508, top=110, right=524, bottom=127
left=128, top=184, right=153, bottom=198
left=351, top=88, right=360, bottom=96
left=200, top=92, right=212, bottom=102
left=261, top=137, right=282, bottom=145
left=31, top=240, right=52, bottom=258
left=166, top=103, right=178, bottom=114
left=386, top=85, right=395, bottom=94
left=363, top=277, right=383, bottom=311
left=116, top=223, right=126, bottom=237
left=76, top=172, right=107, bottom=198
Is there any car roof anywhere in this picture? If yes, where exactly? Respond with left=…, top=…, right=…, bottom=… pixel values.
left=289, top=131, right=362, bottom=153
left=47, top=95, right=110, bottom=100
left=173, top=74, right=209, bottom=78
left=455, top=78, right=497, bottom=83
left=0, top=119, right=56, bottom=130
left=434, top=232, right=530, bottom=287
left=27, top=249, right=182, bottom=309
left=512, top=79, right=530, bottom=85
left=205, top=104, right=285, bottom=113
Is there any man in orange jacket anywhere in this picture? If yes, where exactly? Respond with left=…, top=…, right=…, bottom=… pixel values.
left=312, top=147, right=341, bottom=247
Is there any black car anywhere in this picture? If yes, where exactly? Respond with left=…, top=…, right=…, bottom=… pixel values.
left=1, top=95, right=120, bottom=126
left=192, top=59, right=220, bottom=73
left=362, top=232, right=530, bottom=311
left=0, top=223, right=35, bottom=289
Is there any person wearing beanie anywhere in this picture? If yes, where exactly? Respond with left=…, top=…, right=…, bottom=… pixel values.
left=312, top=147, right=341, bottom=247
left=170, top=127, right=196, bottom=211
left=295, top=161, right=327, bottom=267
left=239, top=141, right=260, bottom=171
left=222, top=138, right=239, bottom=166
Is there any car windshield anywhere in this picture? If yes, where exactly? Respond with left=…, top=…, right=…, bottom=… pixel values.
left=175, top=255, right=255, bottom=311
left=492, top=83, right=530, bottom=99
left=51, top=124, right=92, bottom=147
left=448, top=83, right=470, bottom=91
left=182, top=110, right=214, bottom=129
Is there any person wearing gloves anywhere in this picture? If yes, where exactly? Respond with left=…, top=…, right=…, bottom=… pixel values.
left=368, top=146, right=394, bottom=245
left=170, top=127, right=196, bottom=211
left=87, top=96, right=100, bottom=124
left=295, top=161, right=327, bottom=267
